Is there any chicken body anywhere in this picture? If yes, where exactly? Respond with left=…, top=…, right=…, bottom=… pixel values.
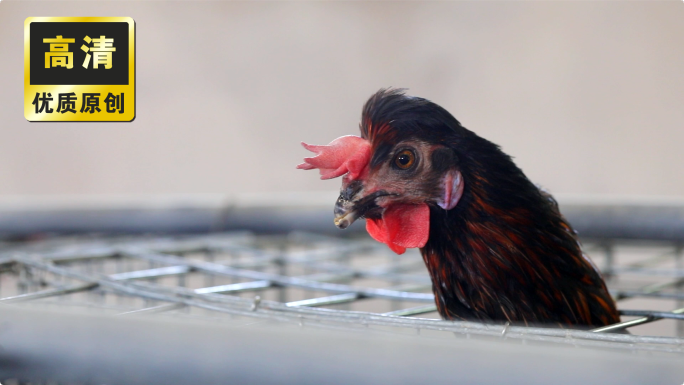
left=298, top=89, right=620, bottom=328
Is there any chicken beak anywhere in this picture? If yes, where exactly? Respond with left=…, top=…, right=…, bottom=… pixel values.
left=334, top=194, right=360, bottom=229
left=333, top=180, right=389, bottom=230
left=334, top=179, right=366, bottom=229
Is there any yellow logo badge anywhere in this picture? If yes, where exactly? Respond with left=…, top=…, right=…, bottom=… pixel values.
left=24, top=17, right=135, bottom=122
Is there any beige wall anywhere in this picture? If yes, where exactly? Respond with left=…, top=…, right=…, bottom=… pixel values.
left=0, top=1, right=683, bottom=201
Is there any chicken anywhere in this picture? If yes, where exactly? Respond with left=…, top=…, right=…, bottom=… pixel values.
left=297, top=89, right=620, bottom=328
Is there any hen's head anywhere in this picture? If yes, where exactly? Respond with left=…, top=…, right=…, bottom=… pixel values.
left=298, top=89, right=470, bottom=254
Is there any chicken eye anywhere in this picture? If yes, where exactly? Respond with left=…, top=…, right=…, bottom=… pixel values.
left=394, top=150, right=416, bottom=170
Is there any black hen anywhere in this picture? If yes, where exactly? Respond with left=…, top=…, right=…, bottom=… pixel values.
left=298, top=89, right=620, bottom=327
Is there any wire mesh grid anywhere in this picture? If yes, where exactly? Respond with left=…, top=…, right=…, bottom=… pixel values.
left=1, top=230, right=683, bottom=356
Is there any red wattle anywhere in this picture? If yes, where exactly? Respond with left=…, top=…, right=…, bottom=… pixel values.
left=365, top=203, right=430, bottom=255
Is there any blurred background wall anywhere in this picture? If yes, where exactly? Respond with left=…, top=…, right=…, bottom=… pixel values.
left=0, top=1, right=682, bottom=204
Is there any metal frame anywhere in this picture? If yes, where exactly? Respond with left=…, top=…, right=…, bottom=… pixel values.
left=0, top=227, right=683, bottom=355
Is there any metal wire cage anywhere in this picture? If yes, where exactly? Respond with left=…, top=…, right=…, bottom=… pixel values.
left=1, top=200, right=684, bottom=383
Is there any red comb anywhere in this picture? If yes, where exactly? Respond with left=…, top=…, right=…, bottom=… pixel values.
left=296, top=135, right=371, bottom=180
